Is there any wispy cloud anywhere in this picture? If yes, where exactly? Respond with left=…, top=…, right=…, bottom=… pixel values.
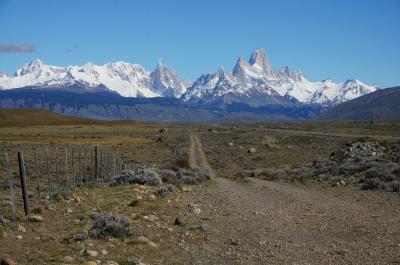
left=0, top=43, right=36, bottom=53
left=64, top=45, right=79, bottom=53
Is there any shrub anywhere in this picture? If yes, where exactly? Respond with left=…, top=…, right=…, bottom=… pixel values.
left=88, top=212, right=132, bottom=239
left=160, top=168, right=210, bottom=185
left=390, top=182, right=400, bottom=192
left=0, top=215, right=8, bottom=226
left=360, top=179, right=386, bottom=190
left=110, top=167, right=162, bottom=186
left=154, top=186, right=171, bottom=197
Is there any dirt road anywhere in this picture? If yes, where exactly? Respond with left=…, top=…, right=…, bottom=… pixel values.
left=189, top=134, right=215, bottom=177
left=182, top=135, right=400, bottom=264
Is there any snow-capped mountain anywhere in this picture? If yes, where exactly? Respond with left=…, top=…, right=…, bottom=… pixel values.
left=0, top=49, right=378, bottom=108
left=150, top=60, right=187, bottom=97
left=0, top=59, right=187, bottom=98
left=183, top=48, right=378, bottom=107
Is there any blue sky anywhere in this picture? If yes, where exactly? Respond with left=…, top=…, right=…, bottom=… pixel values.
left=0, top=0, right=399, bottom=87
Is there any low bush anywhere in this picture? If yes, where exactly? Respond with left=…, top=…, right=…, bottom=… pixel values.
left=110, top=167, right=162, bottom=186
left=88, top=212, right=132, bottom=239
left=360, top=179, right=386, bottom=190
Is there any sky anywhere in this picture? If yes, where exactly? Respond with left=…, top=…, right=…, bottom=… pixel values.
left=0, top=0, right=399, bottom=87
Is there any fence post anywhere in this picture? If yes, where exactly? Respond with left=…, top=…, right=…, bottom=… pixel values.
left=78, top=147, right=82, bottom=186
left=84, top=146, right=89, bottom=185
left=107, top=151, right=111, bottom=180
left=113, top=152, right=116, bottom=176
left=17, top=151, right=30, bottom=216
left=55, top=146, right=61, bottom=196
left=94, top=146, right=98, bottom=186
left=96, top=148, right=103, bottom=181
left=71, top=146, right=75, bottom=190
left=4, top=153, right=17, bottom=223
left=34, top=148, right=42, bottom=204
left=64, top=146, right=70, bottom=195
left=45, top=146, right=52, bottom=203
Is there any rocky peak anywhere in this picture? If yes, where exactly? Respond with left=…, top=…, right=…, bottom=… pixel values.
left=15, top=59, right=45, bottom=76
left=217, top=66, right=225, bottom=76
left=248, top=48, right=271, bottom=70
left=232, top=57, right=250, bottom=82
left=150, top=61, right=186, bottom=97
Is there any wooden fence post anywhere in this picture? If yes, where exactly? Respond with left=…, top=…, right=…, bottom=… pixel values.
left=17, top=151, right=30, bottom=216
left=84, top=146, right=89, bottom=185
left=107, top=152, right=111, bottom=180
left=71, top=146, right=75, bottom=190
left=45, top=146, right=52, bottom=203
left=98, top=148, right=103, bottom=178
left=113, top=152, right=116, bottom=176
left=64, top=146, right=70, bottom=195
left=55, top=146, right=61, bottom=196
left=34, top=148, right=42, bottom=204
left=94, top=146, right=99, bottom=185
left=4, top=153, right=17, bottom=223
left=78, top=147, right=82, bottom=186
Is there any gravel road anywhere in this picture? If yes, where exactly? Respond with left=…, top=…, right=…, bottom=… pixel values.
left=181, top=135, right=400, bottom=264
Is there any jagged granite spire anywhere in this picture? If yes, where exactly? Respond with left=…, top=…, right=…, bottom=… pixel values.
left=248, top=48, right=271, bottom=70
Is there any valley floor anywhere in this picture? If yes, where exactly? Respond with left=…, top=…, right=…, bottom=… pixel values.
left=0, top=120, right=399, bottom=264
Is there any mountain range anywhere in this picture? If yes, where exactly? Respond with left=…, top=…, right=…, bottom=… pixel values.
left=0, top=48, right=382, bottom=121
left=0, top=59, right=187, bottom=98
left=317, top=86, right=400, bottom=121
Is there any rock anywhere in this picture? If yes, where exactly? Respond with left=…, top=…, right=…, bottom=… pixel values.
left=84, top=249, right=98, bottom=257
left=100, top=249, right=108, bottom=255
left=248, top=147, right=256, bottom=153
left=174, top=217, right=182, bottom=225
left=62, top=256, right=75, bottom=263
left=192, top=207, right=201, bottom=215
left=0, top=257, right=17, bottom=265
left=16, top=235, right=22, bottom=240
left=147, top=215, right=158, bottom=223
left=230, top=238, right=239, bottom=245
left=66, top=208, right=73, bottom=214
left=28, top=214, right=43, bottom=222
left=228, top=142, right=234, bottom=147
left=18, top=224, right=26, bottom=233
left=128, top=199, right=139, bottom=207
left=340, top=180, right=346, bottom=186
left=131, top=236, right=157, bottom=247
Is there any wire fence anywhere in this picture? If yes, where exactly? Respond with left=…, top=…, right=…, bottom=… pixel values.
left=0, top=144, right=125, bottom=224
